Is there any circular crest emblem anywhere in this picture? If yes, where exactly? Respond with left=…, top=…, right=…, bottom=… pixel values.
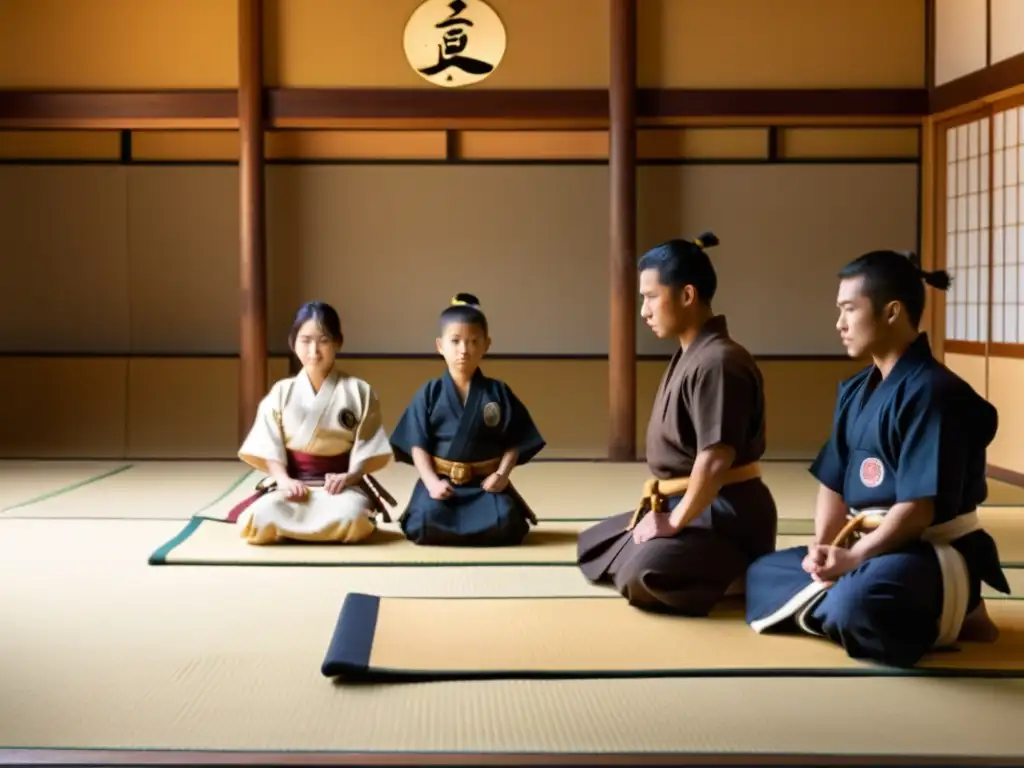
left=482, top=401, right=501, bottom=427
left=859, top=457, right=884, bottom=488
left=403, top=0, right=507, bottom=88
left=339, top=409, right=358, bottom=430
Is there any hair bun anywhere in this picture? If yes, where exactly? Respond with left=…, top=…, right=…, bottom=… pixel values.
left=692, top=231, right=720, bottom=250
left=922, top=269, right=952, bottom=291
left=450, top=292, right=481, bottom=308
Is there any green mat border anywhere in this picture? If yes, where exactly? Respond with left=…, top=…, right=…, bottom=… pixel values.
left=191, top=468, right=256, bottom=521
left=146, top=517, right=807, bottom=567
left=0, top=463, right=134, bottom=512
left=147, top=517, right=584, bottom=567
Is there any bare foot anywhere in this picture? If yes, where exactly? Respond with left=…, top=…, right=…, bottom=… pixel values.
left=958, top=602, right=1000, bottom=643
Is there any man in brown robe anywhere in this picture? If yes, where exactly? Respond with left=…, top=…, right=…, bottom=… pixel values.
left=576, top=231, right=779, bottom=615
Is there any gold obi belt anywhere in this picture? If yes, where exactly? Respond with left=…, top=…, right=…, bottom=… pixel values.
left=432, top=456, right=502, bottom=486
left=829, top=510, right=885, bottom=548
left=626, top=461, right=763, bottom=530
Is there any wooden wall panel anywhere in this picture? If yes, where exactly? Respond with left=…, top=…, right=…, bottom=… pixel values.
left=0, top=163, right=919, bottom=357
left=0, top=130, right=121, bottom=160
left=0, top=0, right=237, bottom=88
left=779, top=128, right=920, bottom=159
left=0, top=166, right=130, bottom=353
left=934, top=0, right=987, bottom=86
left=987, top=356, right=1024, bottom=474
left=0, top=358, right=128, bottom=458
left=125, top=358, right=240, bottom=458
left=265, top=0, right=609, bottom=88
left=990, top=0, right=1024, bottom=65
left=129, top=130, right=451, bottom=161
left=132, top=131, right=239, bottom=161
left=0, top=357, right=864, bottom=460
left=266, top=130, right=448, bottom=160
left=0, top=0, right=929, bottom=93
left=458, top=131, right=607, bottom=160
left=126, top=166, right=241, bottom=354
left=638, top=129, right=767, bottom=160
left=638, top=0, right=924, bottom=89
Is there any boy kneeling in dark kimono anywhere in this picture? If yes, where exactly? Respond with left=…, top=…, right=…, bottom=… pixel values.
left=576, top=232, right=780, bottom=616
left=745, top=249, right=1010, bottom=668
left=389, top=293, right=546, bottom=546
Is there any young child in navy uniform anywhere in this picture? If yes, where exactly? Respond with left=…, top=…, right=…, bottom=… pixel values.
left=389, top=293, right=546, bottom=546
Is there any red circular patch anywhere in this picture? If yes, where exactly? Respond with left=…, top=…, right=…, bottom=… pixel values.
left=859, top=457, right=884, bottom=488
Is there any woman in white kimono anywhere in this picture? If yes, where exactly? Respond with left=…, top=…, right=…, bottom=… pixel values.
left=235, top=301, right=396, bottom=545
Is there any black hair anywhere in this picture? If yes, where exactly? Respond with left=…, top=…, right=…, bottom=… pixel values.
left=837, top=250, right=951, bottom=328
left=439, top=292, right=489, bottom=336
left=287, top=301, right=344, bottom=349
left=637, top=231, right=721, bottom=303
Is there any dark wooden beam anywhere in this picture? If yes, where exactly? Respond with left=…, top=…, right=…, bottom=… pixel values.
left=0, top=87, right=928, bottom=127
left=635, top=88, right=927, bottom=118
left=238, top=0, right=268, bottom=441
left=766, top=126, right=780, bottom=160
left=270, top=87, right=928, bottom=120
left=930, top=50, right=1024, bottom=114
left=608, top=0, right=637, bottom=461
left=4, top=748, right=1022, bottom=766
left=4, top=748, right=1024, bottom=767
left=986, top=0, right=992, bottom=67
left=0, top=90, right=236, bottom=124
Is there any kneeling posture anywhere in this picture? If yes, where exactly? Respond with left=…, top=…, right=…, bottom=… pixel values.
left=745, top=250, right=1011, bottom=667
left=577, top=233, right=779, bottom=615
left=390, top=293, right=545, bottom=546
left=235, top=301, right=395, bottom=545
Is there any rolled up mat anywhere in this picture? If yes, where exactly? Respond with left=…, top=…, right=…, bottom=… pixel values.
left=321, top=593, right=1024, bottom=681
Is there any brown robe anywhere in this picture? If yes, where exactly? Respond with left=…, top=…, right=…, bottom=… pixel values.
left=576, top=315, right=778, bottom=615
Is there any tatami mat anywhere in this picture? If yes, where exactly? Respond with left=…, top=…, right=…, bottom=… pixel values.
left=1, top=461, right=251, bottom=520
left=322, top=594, right=1024, bottom=681
left=1, top=517, right=1023, bottom=758
left=149, top=516, right=817, bottom=567
left=0, top=460, right=129, bottom=510
left=3, top=461, right=1024, bottom=761
left=5, top=459, right=1023, bottom=523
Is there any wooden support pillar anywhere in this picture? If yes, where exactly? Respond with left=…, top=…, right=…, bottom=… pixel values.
left=238, top=0, right=268, bottom=440
left=608, top=0, right=638, bottom=461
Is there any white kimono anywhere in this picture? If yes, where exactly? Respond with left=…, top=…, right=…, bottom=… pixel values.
left=236, top=369, right=394, bottom=545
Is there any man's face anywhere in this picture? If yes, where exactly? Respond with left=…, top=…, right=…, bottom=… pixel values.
left=639, top=268, right=692, bottom=339
left=836, top=275, right=891, bottom=358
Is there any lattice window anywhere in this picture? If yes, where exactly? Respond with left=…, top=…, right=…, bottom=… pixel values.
left=945, top=117, right=990, bottom=343
left=993, top=105, right=1024, bottom=345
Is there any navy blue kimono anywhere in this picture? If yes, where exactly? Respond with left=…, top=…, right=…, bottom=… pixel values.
left=745, top=333, right=1010, bottom=667
left=389, top=368, right=546, bottom=546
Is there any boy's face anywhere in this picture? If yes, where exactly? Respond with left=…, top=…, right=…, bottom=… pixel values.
left=436, top=321, right=490, bottom=375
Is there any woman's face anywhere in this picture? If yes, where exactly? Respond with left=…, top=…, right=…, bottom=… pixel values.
left=293, top=319, right=341, bottom=376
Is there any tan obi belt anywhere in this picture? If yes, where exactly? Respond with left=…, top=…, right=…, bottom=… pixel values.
left=829, top=509, right=886, bottom=548
left=432, top=456, right=501, bottom=486
left=626, top=461, right=763, bottom=530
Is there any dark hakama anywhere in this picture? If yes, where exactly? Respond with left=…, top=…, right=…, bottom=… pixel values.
left=576, top=315, right=779, bottom=615
left=390, top=367, right=545, bottom=546
left=745, top=333, right=1011, bottom=667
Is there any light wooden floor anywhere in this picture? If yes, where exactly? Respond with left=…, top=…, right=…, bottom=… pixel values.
left=1, top=459, right=1023, bottom=766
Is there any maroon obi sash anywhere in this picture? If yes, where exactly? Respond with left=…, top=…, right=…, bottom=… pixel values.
left=225, top=450, right=396, bottom=524
left=287, top=451, right=350, bottom=482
